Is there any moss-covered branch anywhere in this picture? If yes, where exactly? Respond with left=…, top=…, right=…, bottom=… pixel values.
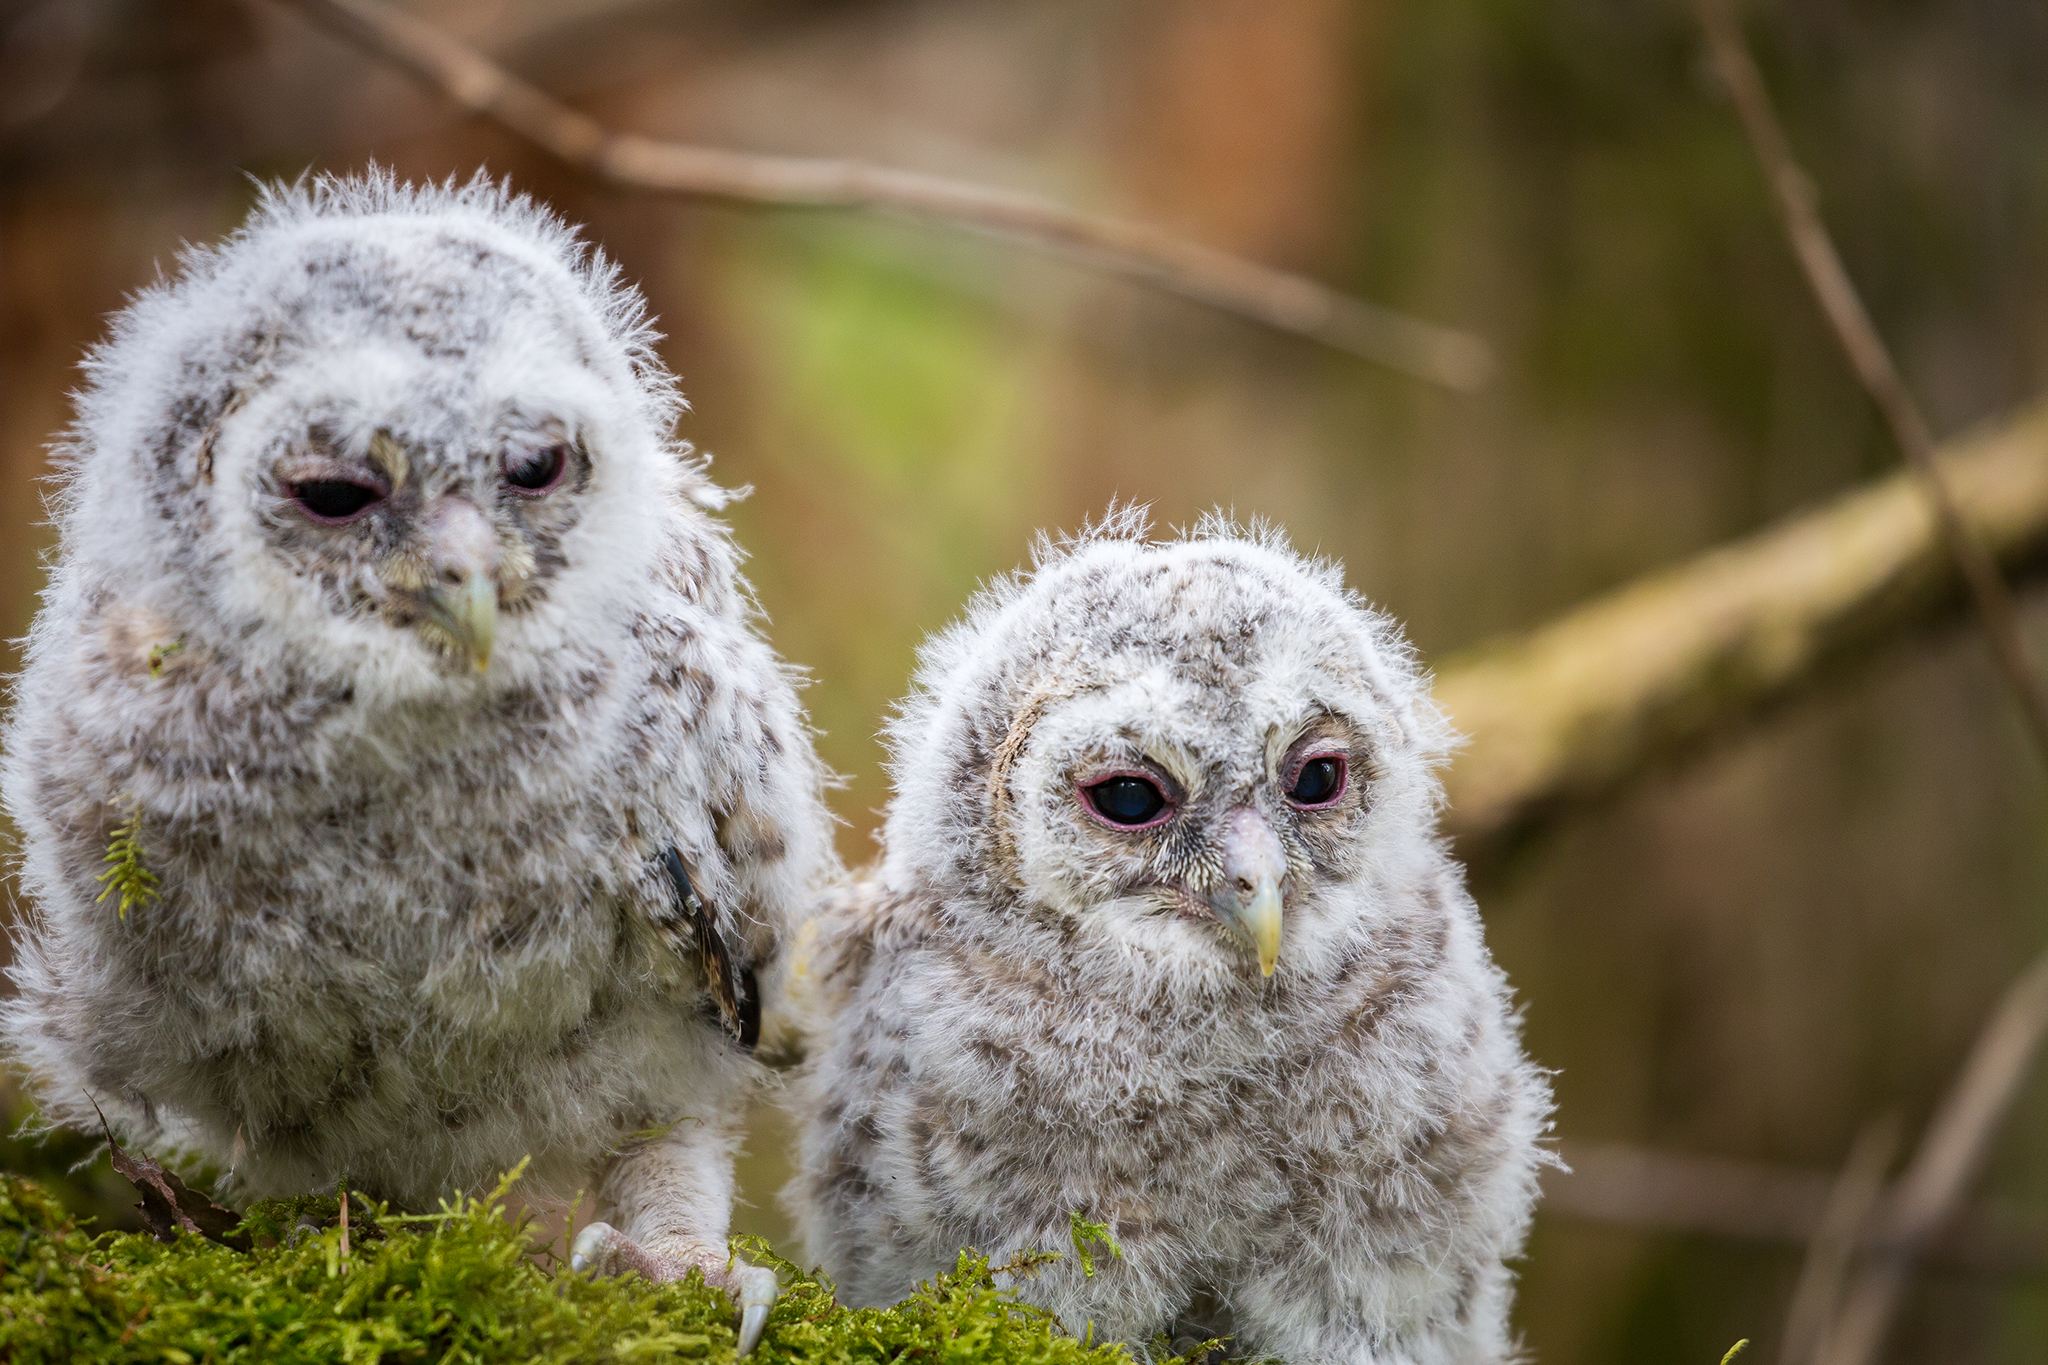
left=1438, top=399, right=2048, bottom=862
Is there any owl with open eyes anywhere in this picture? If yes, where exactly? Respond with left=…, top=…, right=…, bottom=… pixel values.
left=0, top=173, right=836, bottom=1349
left=787, top=509, right=1550, bottom=1364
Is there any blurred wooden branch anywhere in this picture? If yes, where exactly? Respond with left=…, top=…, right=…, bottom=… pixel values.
left=1778, top=1120, right=1898, bottom=1365
left=267, top=0, right=1494, bottom=392
left=1544, top=1141, right=2048, bottom=1279
left=1438, top=399, right=2048, bottom=861
left=1809, top=955, right=2048, bottom=1365
left=1691, top=0, right=2048, bottom=767
left=1546, top=970, right=2048, bottom=1343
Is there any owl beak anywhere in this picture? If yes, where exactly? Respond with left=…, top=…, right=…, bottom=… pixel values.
left=430, top=572, right=497, bottom=673
left=1210, top=806, right=1286, bottom=977
left=422, top=500, right=500, bottom=673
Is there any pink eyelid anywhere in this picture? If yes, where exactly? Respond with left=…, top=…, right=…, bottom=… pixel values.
left=1075, top=770, right=1178, bottom=831
left=1285, top=752, right=1349, bottom=808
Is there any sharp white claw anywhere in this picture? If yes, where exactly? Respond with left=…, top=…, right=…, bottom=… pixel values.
left=569, top=1222, right=611, bottom=1275
left=737, top=1302, right=769, bottom=1357
left=569, top=1219, right=770, bottom=1352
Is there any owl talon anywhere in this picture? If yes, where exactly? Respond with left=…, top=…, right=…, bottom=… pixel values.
left=731, top=1262, right=779, bottom=1356
left=569, top=1221, right=776, bottom=1355
left=738, top=1302, right=769, bottom=1356
left=568, top=1221, right=613, bottom=1275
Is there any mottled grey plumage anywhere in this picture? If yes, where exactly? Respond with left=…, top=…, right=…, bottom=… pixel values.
left=788, top=510, right=1550, bottom=1364
left=1, top=173, right=835, bottom=1338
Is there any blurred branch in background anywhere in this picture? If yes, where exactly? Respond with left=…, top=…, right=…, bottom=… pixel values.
left=1692, top=0, right=2048, bottom=770
left=1689, top=5, right=2048, bottom=1361
left=267, top=0, right=1494, bottom=391
left=1439, top=400, right=2048, bottom=862
left=1547, top=960, right=2048, bottom=1359
left=1809, top=957, right=2048, bottom=1365
left=1776, top=1121, right=1899, bottom=1365
left=1543, top=1142, right=2048, bottom=1280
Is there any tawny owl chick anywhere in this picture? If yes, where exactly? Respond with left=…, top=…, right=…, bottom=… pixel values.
left=789, top=510, right=1550, bottom=1364
left=1, top=174, right=835, bottom=1347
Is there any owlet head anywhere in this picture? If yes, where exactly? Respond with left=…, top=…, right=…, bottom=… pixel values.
left=64, top=171, right=697, bottom=695
left=884, top=508, right=1454, bottom=979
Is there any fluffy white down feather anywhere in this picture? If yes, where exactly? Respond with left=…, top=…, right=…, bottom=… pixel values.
left=1, top=175, right=837, bottom=1306
left=789, top=509, right=1551, bottom=1365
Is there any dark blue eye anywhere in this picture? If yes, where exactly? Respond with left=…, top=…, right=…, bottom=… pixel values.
left=291, top=479, right=384, bottom=522
left=1084, top=775, right=1169, bottom=828
left=1288, top=755, right=1346, bottom=807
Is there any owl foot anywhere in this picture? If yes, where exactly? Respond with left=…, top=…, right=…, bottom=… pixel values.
left=570, top=1221, right=777, bottom=1355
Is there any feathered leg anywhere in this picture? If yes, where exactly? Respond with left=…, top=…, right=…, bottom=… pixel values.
left=572, top=1097, right=778, bottom=1354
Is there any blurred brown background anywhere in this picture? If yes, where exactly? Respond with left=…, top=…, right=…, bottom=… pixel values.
left=4, top=0, right=2048, bottom=1361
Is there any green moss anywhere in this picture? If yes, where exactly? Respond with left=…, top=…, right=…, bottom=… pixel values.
left=0, top=1169, right=1179, bottom=1365
left=95, top=806, right=160, bottom=921
left=1064, top=1215, right=1118, bottom=1281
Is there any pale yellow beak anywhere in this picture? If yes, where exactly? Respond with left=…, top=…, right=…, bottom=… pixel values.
left=426, top=570, right=497, bottom=673
left=1210, top=806, right=1287, bottom=977
left=420, top=499, right=500, bottom=673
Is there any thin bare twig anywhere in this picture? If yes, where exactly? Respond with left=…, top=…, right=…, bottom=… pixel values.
left=1778, top=1118, right=1897, bottom=1365
left=1693, top=0, right=2048, bottom=765
left=1811, top=955, right=2048, bottom=1365
left=268, top=0, right=1494, bottom=391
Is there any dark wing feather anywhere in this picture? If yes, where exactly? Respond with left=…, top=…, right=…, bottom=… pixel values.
left=658, top=846, right=760, bottom=1050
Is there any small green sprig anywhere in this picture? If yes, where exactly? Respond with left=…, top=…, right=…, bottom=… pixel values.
left=1068, top=1211, right=1122, bottom=1279
left=96, top=806, right=161, bottom=920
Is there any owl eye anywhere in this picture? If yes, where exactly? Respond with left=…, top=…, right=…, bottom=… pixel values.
left=503, top=442, right=568, bottom=494
left=1082, top=774, right=1172, bottom=829
left=1287, top=754, right=1347, bottom=808
left=290, top=479, right=385, bottom=522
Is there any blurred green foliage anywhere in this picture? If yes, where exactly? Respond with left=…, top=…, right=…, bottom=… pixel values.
left=715, top=222, right=1054, bottom=808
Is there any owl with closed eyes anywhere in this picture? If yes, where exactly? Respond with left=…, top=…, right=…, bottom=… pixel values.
left=788, top=510, right=1550, bottom=1364
left=1, top=173, right=835, bottom=1349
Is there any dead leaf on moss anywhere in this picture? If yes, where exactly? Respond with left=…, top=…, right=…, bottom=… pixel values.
left=92, top=1101, right=249, bottom=1250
